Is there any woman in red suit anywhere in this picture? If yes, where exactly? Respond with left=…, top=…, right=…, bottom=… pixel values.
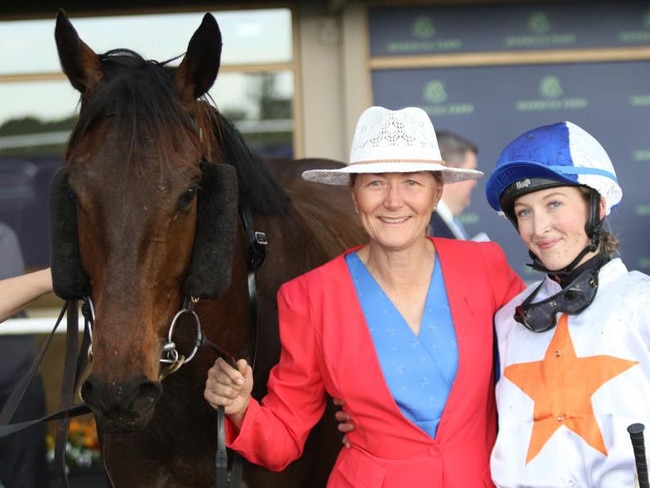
left=204, top=106, right=524, bottom=487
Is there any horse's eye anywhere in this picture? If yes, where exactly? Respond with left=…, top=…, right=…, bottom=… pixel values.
left=177, top=184, right=198, bottom=211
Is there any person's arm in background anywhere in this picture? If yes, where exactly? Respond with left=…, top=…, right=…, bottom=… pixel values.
left=0, top=268, right=52, bottom=323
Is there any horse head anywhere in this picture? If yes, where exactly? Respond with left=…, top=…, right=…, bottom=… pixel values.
left=51, top=10, right=239, bottom=432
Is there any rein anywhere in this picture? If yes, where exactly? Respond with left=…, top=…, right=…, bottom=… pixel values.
left=0, top=298, right=94, bottom=487
left=159, top=204, right=267, bottom=488
left=208, top=206, right=267, bottom=488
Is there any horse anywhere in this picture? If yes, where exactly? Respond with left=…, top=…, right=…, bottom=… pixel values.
left=50, top=10, right=366, bottom=487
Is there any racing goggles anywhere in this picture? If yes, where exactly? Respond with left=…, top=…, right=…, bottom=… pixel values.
left=514, top=269, right=599, bottom=333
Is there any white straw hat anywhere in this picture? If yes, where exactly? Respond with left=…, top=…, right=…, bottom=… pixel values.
left=302, top=106, right=484, bottom=185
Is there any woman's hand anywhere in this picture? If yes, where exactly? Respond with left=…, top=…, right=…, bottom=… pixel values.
left=204, top=357, right=253, bottom=428
left=333, top=397, right=354, bottom=448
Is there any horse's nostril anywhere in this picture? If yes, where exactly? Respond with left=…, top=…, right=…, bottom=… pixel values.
left=130, top=381, right=162, bottom=415
left=80, top=378, right=94, bottom=404
left=80, top=375, right=162, bottom=417
left=139, top=381, right=163, bottom=404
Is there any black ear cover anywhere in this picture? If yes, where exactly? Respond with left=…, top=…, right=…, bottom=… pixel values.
left=49, top=169, right=91, bottom=300
left=183, top=162, right=239, bottom=299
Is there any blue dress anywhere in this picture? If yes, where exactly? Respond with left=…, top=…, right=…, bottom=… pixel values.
left=345, top=251, right=458, bottom=439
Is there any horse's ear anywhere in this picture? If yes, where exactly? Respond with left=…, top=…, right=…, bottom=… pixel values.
left=175, top=13, right=222, bottom=100
left=183, top=162, right=238, bottom=299
left=49, top=169, right=91, bottom=300
left=54, top=8, right=103, bottom=94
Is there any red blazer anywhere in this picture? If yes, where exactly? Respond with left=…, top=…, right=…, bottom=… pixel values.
left=229, top=238, right=524, bottom=487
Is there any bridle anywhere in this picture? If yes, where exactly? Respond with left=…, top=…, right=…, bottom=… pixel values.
left=105, top=204, right=267, bottom=488
left=157, top=204, right=268, bottom=488
left=0, top=205, right=267, bottom=488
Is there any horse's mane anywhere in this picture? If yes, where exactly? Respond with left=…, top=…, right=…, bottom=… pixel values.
left=209, top=108, right=290, bottom=216
left=67, top=48, right=291, bottom=215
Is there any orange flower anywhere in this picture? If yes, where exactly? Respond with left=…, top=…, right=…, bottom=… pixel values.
left=46, top=415, right=101, bottom=468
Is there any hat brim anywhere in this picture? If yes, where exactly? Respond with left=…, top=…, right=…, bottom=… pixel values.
left=485, top=161, right=579, bottom=210
left=302, top=160, right=484, bottom=186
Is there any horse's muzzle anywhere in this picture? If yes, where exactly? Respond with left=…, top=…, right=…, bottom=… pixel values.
left=81, top=374, right=163, bottom=432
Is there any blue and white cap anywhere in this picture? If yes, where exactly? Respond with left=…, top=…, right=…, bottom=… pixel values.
left=485, top=121, right=622, bottom=216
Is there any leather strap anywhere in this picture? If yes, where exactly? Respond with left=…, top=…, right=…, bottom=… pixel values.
left=54, top=299, right=81, bottom=486
left=0, top=301, right=93, bottom=488
left=215, top=406, right=229, bottom=487
left=211, top=207, right=266, bottom=487
left=0, top=404, right=90, bottom=438
left=0, top=304, right=68, bottom=425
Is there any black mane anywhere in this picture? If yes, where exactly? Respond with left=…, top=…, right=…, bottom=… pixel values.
left=211, top=111, right=290, bottom=215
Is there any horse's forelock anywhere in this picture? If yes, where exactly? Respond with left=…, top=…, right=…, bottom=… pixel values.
left=67, top=49, right=202, bottom=171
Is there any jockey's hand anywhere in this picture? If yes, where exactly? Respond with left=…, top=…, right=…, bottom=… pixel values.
left=333, top=397, right=354, bottom=448
left=204, top=357, right=253, bottom=428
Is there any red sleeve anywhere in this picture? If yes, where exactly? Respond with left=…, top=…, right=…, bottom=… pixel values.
left=227, top=276, right=327, bottom=471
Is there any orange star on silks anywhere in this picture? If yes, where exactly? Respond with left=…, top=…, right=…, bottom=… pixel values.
left=504, top=314, right=638, bottom=464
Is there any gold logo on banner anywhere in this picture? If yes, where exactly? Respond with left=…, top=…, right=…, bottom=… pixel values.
left=639, top=257, right=650, bottom=271
left=633, top=150, right=650, bottom=161
left=421, top=80, right=474, bottom=116
left=629, top=95, right=650, bottom=107
left=619, top=10, right=650, bottom=43
left=386, top=16, right=462, bottom=53
left=424, top=80, right=448, bottom=104
left=412, top=16, right=435, bottom=39
left=516, top=75, right=588, bottom=112
left=505, top=10, right=576, bottom=47
left=528, top=12, right=551, bottom=35
left=540, top=76, right=563, bottom=99
left=637, top=205, right=650, bottom=216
